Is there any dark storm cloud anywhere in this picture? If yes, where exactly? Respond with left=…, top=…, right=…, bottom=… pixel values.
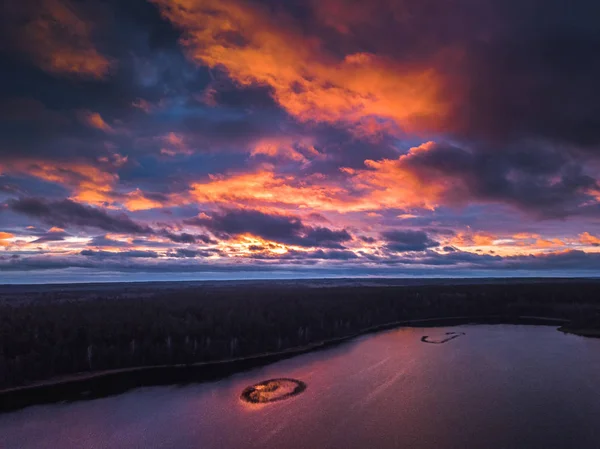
left=359, top=236, right=377, bottom=244
left=159, top=230, right=216, bottom=244
left=31, top=229, right=70, bottom=243
left=414, top=250, right=501, bottom=266
left=305, top=0, right=600, bottom=150
left=185, top=209, right=303, bottom=241
left=8, top=197, right=153, bottom=234
left=185, top=209, right=352, bottom=248
left=166, top=248, right=216, bottom=258
left=81, top=249, right=159, bottom=258
left=462, top=21, right=600, bottom=148
left=2, top=0, right=599, bottom=164
left=295, top=126, right=401, bottom=176
left=381, top=230, right=439, bottom=252
left=0, top=0, right=222, bottom=165
left=302, top=227, right=352, bottom=249
left=402, top=142, right=599, bottom=217
left=7, top=197, right=223, bottom=247
left=88, top=235, right=132, bottom=248
left=0, top=98, right=85, bottom=161
left=505, top=250, right=600, bottom=271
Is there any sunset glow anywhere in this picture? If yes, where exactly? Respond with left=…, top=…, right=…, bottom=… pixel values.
left=1, top=0, right=600, bottom=282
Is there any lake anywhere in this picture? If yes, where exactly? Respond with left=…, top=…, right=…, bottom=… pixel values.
left=2, top=325, right=600, bottom=449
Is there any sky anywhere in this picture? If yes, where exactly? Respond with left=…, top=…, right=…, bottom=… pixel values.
left=1, top=0, right=600, bottom=283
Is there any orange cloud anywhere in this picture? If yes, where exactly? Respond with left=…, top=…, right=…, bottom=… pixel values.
left=185, top=142, right=461, bottom=213
left=2, top=159, right=185, bottom=212
left=15, top=0, right=114, bottom=79
left=534, top=238, right=566, bottom=248
left=189, top=169, right=373, bottom=212
left=448, top=231, right=568, bottom=253
left=191, top=170, right=327, bottom=208
left=159, top=132, right=193, bottom=157
left=349, top=142, right=456, bottom=210
left=152, top=0, right=450, bottom=135
left=122, top=189, right=165, bottom=212
left=132, top=99, right=154, bottom=113
left=580, top=232, right=600, bottom=245
left=1, top=160, right=117, bottom=206
left=449, top=231, right=497, bottom=247
left=0, top=232, right=15, bottom=247
left=512, top=233, right=540, bottom=240
left=250, top=137, right=320, bottom=162
left=97, top=153, right=128, bottom=168
left=216, top=234, right=291, bottom=256
left=79, top=110, right=114, bottom=133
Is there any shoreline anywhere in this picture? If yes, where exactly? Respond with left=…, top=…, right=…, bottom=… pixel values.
left=0, top=315, right=570, bottom=413
left=558, top=327, right=600, bottom=338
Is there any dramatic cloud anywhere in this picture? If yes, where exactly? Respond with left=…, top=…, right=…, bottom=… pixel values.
left=167, top=248, right=214, bottom=258
left=30, top=227, right=70, bottom=243
left=152, top=0, right=449, bottom=134
left=0, top=232, right=14, bottom=247
left=186, top=209, right=303, bottom=241
left=357, top=142, right=600, bottom=217
left=3, top=0, right=114, bottom=79
left=159, top=230, right=216, bottom=244
left=87, top=235, right=132, bottom=248
left=1, top=160, right=119, bottom=206
left=8, top=197, right=153, bottom=234
left=81, top=249, right=159, bottom=258
left=186, top=209, right=352, bottom=249
left=79, top=111, right=115, bottom=133
left=381, top=230, right=439, bottom=252
left=1, top=0, right=600, bottom=281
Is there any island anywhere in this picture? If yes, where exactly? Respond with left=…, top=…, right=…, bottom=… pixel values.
left=240, top=378, right=306, bottom=403
left=421, top=331, right=465, bottom=344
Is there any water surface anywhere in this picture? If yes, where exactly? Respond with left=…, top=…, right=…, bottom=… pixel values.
left=2, top=325, right=600, bottom=449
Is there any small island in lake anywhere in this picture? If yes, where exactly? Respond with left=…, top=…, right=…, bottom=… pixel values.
left=240, top=378, right=307, bottom=404
left=421, top=331, right=465, bottom=344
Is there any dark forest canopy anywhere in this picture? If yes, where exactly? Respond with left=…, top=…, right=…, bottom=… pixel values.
left=1, top=279, right=600, bottom=390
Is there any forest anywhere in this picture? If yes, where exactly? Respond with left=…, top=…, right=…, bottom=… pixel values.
left=1, top=279, right=600, bottom=390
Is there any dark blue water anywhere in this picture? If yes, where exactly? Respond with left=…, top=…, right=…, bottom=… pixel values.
left=2, top=325, right=599, bottom=449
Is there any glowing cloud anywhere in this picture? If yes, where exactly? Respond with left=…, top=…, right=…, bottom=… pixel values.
left=250, top=137, right=320, bottom=162
left=159, top=133, right=194, bottom=157
left=580, top=232, right=600, bottom=246
left=79, top=111, right=114, bottom=133
left=14, top=0, right=114, bottom=79
left=152, top=0, right=450, bottom=134
left=1, top=160, right=117, bottom=206
left=2, top=0, right=600, bottom=279
left=0, top=232, right=15, bottom=247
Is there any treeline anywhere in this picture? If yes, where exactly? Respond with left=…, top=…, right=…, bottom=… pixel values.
left=1, top=281, right=600, bottom=389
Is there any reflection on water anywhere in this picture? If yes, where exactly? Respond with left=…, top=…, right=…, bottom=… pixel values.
left=2, top=325, right=600, bottom=449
